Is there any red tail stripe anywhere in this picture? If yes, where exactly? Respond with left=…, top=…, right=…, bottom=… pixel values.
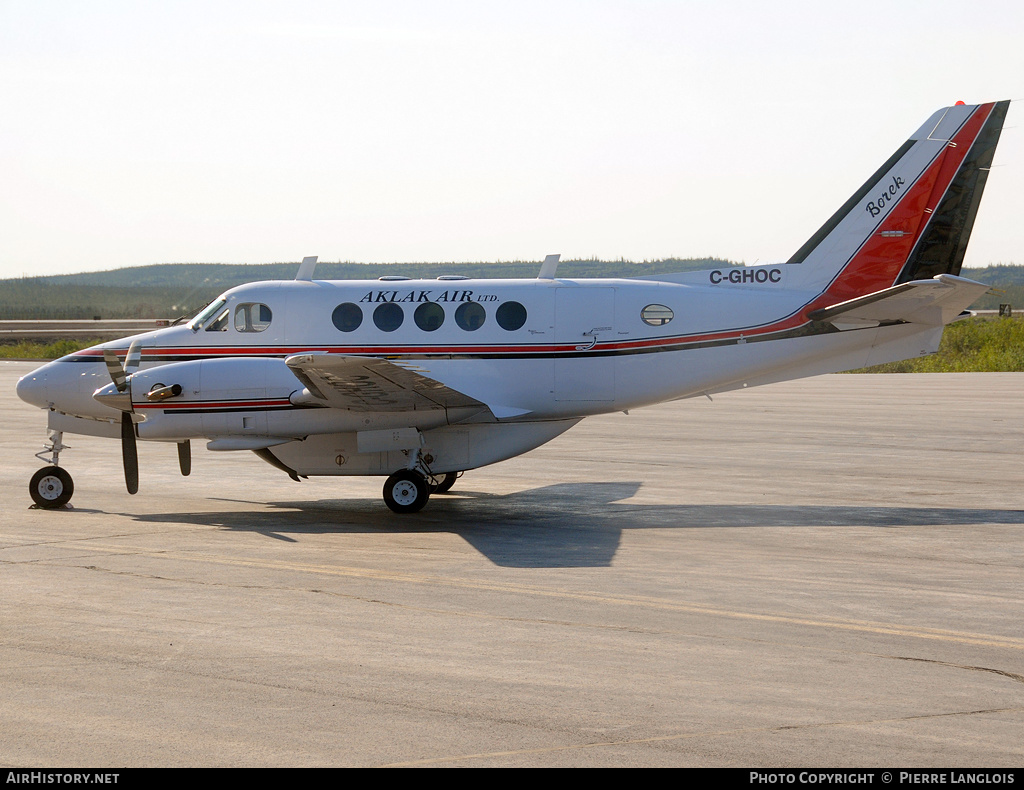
left=809, top=102, right=993, bottom=309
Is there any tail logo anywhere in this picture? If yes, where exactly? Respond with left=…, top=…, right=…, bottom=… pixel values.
left=866, top=175, right=907, bottom=217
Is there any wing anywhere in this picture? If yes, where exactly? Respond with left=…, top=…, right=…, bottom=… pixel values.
left=285, top=352, right=493, bottom=419
left=807, top=274, right=992, bottom=329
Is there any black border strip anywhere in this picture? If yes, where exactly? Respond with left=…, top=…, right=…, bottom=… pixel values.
left=896, top=100, right=1009, bottom=283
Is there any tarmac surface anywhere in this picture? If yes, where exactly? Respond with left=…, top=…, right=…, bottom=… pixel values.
left=2, top=359, right=1023, bottom=767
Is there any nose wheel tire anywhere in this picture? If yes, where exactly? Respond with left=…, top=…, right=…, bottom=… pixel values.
left=30, top=467, right=74, bottom=509
left=383, top=470, right=429, bottom=514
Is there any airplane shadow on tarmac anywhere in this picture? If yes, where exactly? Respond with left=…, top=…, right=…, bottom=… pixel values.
left=124, top=481, right=1024, bottom=569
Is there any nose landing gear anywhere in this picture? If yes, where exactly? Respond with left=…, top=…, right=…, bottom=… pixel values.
left=30, top=467, right=74, bottom=509
left=30, top=431, right=75, bottom=509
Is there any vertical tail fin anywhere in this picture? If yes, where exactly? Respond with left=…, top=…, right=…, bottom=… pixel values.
left=787, top=101, right=1009, bottom=303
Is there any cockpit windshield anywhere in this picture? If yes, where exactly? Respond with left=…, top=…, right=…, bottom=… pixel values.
left=188, top=297, right=228, bottom=331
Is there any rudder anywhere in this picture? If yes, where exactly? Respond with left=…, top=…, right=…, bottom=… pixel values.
left=894, top=101, right=1009, bottom=283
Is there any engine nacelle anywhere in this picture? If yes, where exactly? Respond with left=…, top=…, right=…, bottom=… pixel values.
left=129, top=356, right=455, bottom=442
left=130, top=357, right=297, bottom=440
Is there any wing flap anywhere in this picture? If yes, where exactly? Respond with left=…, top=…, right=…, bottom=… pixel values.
left=807, top=274, right=991, bottom=328
left=285, top=353, right=491, bottom=417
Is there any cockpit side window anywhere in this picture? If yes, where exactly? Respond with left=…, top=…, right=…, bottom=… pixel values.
left=189, top=298, right=228, bottom=332
left=206, top=307, right=230, bottom=332
left=234, top=303, right=272, bottom=333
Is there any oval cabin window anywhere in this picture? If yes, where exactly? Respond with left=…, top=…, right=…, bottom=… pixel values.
left=641, top=304, right=674, bottom=326
left=332, top=303, right=363, bottom=332
left=414, top=302, right=445, bottom=331
left=455, top=302, right=486, bottom=331
left=373, top=303, right=404, bottom=332
left=496, top=301, right=527, bottom=331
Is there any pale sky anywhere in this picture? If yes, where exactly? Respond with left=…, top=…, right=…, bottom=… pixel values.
left=1, top=0, right=1021, bottom=278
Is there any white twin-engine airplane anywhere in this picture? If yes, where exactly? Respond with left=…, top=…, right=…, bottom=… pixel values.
left=17, top=100, right=1009, bottom=513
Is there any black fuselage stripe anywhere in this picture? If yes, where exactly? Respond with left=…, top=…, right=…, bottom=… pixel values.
left=159, top=405, right=299, bottom=415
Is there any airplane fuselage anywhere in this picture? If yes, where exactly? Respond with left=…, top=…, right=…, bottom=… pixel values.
left=17, top=268, right=943, bottom=479
left=15, top=100, right=1009, bottom=511
left=18, top=266, right=897, bottom=420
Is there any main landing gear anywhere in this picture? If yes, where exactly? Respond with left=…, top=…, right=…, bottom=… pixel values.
left=383, top=470, right=430, bottom=514
left=428, top=471, right=460, bottom=494
left=381, top=470, right=463, bottom=514
left=29, top=431, right=74, bottom=509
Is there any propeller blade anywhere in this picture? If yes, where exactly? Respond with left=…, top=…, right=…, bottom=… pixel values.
left=177, top=440, right=191, bottom=477
left=121, top=412, right=139, bottom=495
left=102, top=341, right=142, bottom=394
left=102, top=349, right=128, bottom=393
left=125, top=340, right=142, bottom=373
left=101, top=344, right=142, bottom=494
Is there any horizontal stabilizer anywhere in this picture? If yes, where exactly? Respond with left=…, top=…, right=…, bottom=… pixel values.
left=807, top=274, right=991, bottom=328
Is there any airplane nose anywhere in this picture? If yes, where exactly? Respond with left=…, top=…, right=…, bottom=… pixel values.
left=16, top=369, right=50, bottom=409
left=17, top=357, right=128, bottom=419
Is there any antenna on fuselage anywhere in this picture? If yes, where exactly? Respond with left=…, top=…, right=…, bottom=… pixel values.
left=537, top=254, right=560, bottom=279
left=295, top=256, right=319, bottom=281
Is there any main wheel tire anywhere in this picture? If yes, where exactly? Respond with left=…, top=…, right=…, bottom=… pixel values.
left=428, top=471, right=459, bottom=495
left=30, top=467, right=74, bottom=509
left=383, top=470, right=430, bottom=514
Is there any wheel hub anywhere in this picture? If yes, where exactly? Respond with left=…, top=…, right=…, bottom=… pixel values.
left=37, top=476, right=64, bottom=500
left=391, top=482, right=419, bottom=506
